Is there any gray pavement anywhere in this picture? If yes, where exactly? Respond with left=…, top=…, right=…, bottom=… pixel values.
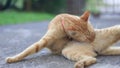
left=0, top=16, right=120, bottom=68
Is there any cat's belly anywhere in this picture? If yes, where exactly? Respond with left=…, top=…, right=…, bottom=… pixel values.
left=64, top=41, right=97, bottom=57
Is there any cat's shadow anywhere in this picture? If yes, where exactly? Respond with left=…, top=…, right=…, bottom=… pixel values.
left=22, top=49, right=73, bottom=64
left=20, top=50, right=75, bottom=68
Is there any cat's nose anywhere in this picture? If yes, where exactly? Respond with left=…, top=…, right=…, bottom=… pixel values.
left=89, top=37, right=94, bottom=42
left=86, top=35, right=95, bottom=43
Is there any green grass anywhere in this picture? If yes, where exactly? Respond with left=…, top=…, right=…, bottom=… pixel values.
left=0, top=11, right=55, bottom=25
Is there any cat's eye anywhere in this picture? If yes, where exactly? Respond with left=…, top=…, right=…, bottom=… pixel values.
left=71, top=32, right=76, bottom=35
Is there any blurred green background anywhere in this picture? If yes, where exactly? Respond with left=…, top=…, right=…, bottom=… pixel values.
left=0, top=0, right=118, bottom=25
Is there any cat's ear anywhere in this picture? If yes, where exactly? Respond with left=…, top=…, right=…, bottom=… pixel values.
left=80, top=11, right=90, bottom=21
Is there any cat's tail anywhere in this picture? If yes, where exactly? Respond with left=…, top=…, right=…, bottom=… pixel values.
left=6, top=31, right=56, bottom=63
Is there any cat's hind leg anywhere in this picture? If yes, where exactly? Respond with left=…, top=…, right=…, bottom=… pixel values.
left=100, top=47, right=120, bottom=55
left=6, top=41, right=45, bottom=63
left=62, top=47, right=97, bottom=68
left=6, top=34, right=56, bottom=63
left=74, top=56, right=96, bottom=68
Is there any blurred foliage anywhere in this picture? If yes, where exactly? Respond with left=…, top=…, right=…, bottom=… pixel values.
left=31, top=0, right=66, bottom=14
left=0, top=0, right=66, bottom=14
left=0, top=10, right=55, bottom=25
left=0, top=0, right=24, bottom=10
left=86, top=0, right=102, bottom=14
left=14, top=0, right=24, bottom=9
left=0, top=0, right=6, bottom=5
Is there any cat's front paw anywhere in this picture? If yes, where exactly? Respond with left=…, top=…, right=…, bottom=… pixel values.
left=6, top=57, right=19, bottom=63
left=74, top=61, right=84, bottom=68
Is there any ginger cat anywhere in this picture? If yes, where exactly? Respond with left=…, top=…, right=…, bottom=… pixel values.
left=6, top=11, right=95, bottom=63
left=62, top=25, right=120, bottom=68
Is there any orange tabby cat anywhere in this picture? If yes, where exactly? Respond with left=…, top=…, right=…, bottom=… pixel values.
left=6, top=11, right=95, bottom=63
left=62, top=25, right=120, bottom=68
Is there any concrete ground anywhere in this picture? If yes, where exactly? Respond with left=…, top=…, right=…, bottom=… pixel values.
left=0, top=15, right=120, bottom=68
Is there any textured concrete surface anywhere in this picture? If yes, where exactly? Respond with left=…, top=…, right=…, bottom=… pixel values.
left=0, top=16, right=120, bottom=68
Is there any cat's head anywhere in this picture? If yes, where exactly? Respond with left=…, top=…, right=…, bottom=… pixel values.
left=66, top=11, right=95, bottom=43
